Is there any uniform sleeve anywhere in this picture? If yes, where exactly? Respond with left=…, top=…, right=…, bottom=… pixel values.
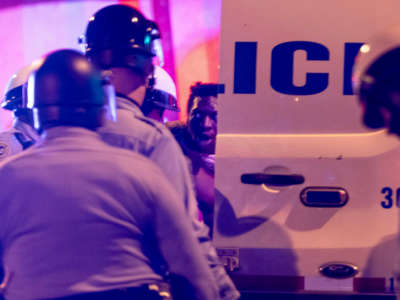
left=149, top=134, right=200, bottom=219
left=150, top=135, right=240, bottom=300
left=146, top=170, right=219, bottom=300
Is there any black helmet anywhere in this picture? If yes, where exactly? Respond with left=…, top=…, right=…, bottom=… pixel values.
left=2, top=65, right=36, bottom=111
left=80, top=4, right=163, bottom=70
left=26, top=49, right=108, bottom=131
left=2, top=64, right=37, bottom=126
left=353, top=25, right=400, bottom=130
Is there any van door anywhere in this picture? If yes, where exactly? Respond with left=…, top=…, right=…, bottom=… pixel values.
left=214, top=0, right=400, bottom=294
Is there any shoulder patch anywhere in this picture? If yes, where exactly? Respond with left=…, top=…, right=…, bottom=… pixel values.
left=0, top=142, right=10, bottom=158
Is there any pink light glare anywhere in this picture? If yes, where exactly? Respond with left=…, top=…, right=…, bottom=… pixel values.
left=0, top=0, right=221, bottom=129
left=169, top=0, right=221, bottom=121
left=0, top=6, right=25, bottom=130
left=0, top=1, right=119, bottom=130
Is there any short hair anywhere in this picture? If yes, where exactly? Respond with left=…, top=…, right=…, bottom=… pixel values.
left=187, top=82, right=224, bottom=114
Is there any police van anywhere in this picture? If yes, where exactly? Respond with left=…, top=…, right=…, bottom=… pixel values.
left=214, top=0, right=400, bottom=297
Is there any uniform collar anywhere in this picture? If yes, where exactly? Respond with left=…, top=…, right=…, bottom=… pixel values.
left=41, top=126, right=100, bottom=141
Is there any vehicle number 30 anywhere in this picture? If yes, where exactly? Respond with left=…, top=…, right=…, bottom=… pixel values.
left=381, top=187, right=400, bottom=209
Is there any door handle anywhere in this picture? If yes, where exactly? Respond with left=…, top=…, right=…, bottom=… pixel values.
left=241, top=173, right=305, bottom=186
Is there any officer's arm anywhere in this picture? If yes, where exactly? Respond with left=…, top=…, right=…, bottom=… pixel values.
left=149, top=135, right=197, bottom=214
left=150, top=134, right=240, bottom=300
left=148, top=170, right=219, bottom=300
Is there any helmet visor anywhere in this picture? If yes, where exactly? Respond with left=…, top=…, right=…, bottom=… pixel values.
left=102, top=78, right=117, bottom=122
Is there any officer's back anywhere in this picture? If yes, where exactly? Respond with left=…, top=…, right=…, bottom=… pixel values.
left=0, top=49, right=218, bottom=300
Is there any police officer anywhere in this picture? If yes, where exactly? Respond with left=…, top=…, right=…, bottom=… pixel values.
left=80, top=5, right=239, bottom=300
left=0, top=49, right=218, bottom=300
left=0, top=65, right=39, bottom=161
left=142, top=65, right=179, bottom=122
left=167, top=82, right=219, bottom=234
left=352, top=24, right=400, bottom=293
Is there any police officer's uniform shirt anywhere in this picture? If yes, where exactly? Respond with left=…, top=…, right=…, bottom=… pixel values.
left=0, top=119, right=38, bottom=161
left=99, top=97, right=199, bottom=218
left=0, top=126, right=218, bottom=300
left=98, top=97, right=240, bottom=300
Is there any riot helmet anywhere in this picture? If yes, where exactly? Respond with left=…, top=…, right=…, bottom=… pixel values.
left=353, top=25, right=400, bottom=134
left=26, top=49, right=116, bottom=131
left=2, top=64, right=37, bottom=125
left=142, top=66, right=179, bottom=116
left=80, top=4, right=163, bottom=73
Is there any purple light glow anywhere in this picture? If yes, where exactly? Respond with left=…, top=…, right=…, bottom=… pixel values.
left=0, top=1, right=118, bottom=130
left=0, top=0, right=220, bottom=129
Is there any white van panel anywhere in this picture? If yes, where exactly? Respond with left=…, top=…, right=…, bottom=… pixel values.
left=215, top=0, right=400, bottom=293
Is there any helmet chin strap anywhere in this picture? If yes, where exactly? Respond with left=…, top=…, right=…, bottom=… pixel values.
left=147, top=68, right=156, bottom=91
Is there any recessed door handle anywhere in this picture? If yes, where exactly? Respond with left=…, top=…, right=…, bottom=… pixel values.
left=241, top=173, right=305, bottom=186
